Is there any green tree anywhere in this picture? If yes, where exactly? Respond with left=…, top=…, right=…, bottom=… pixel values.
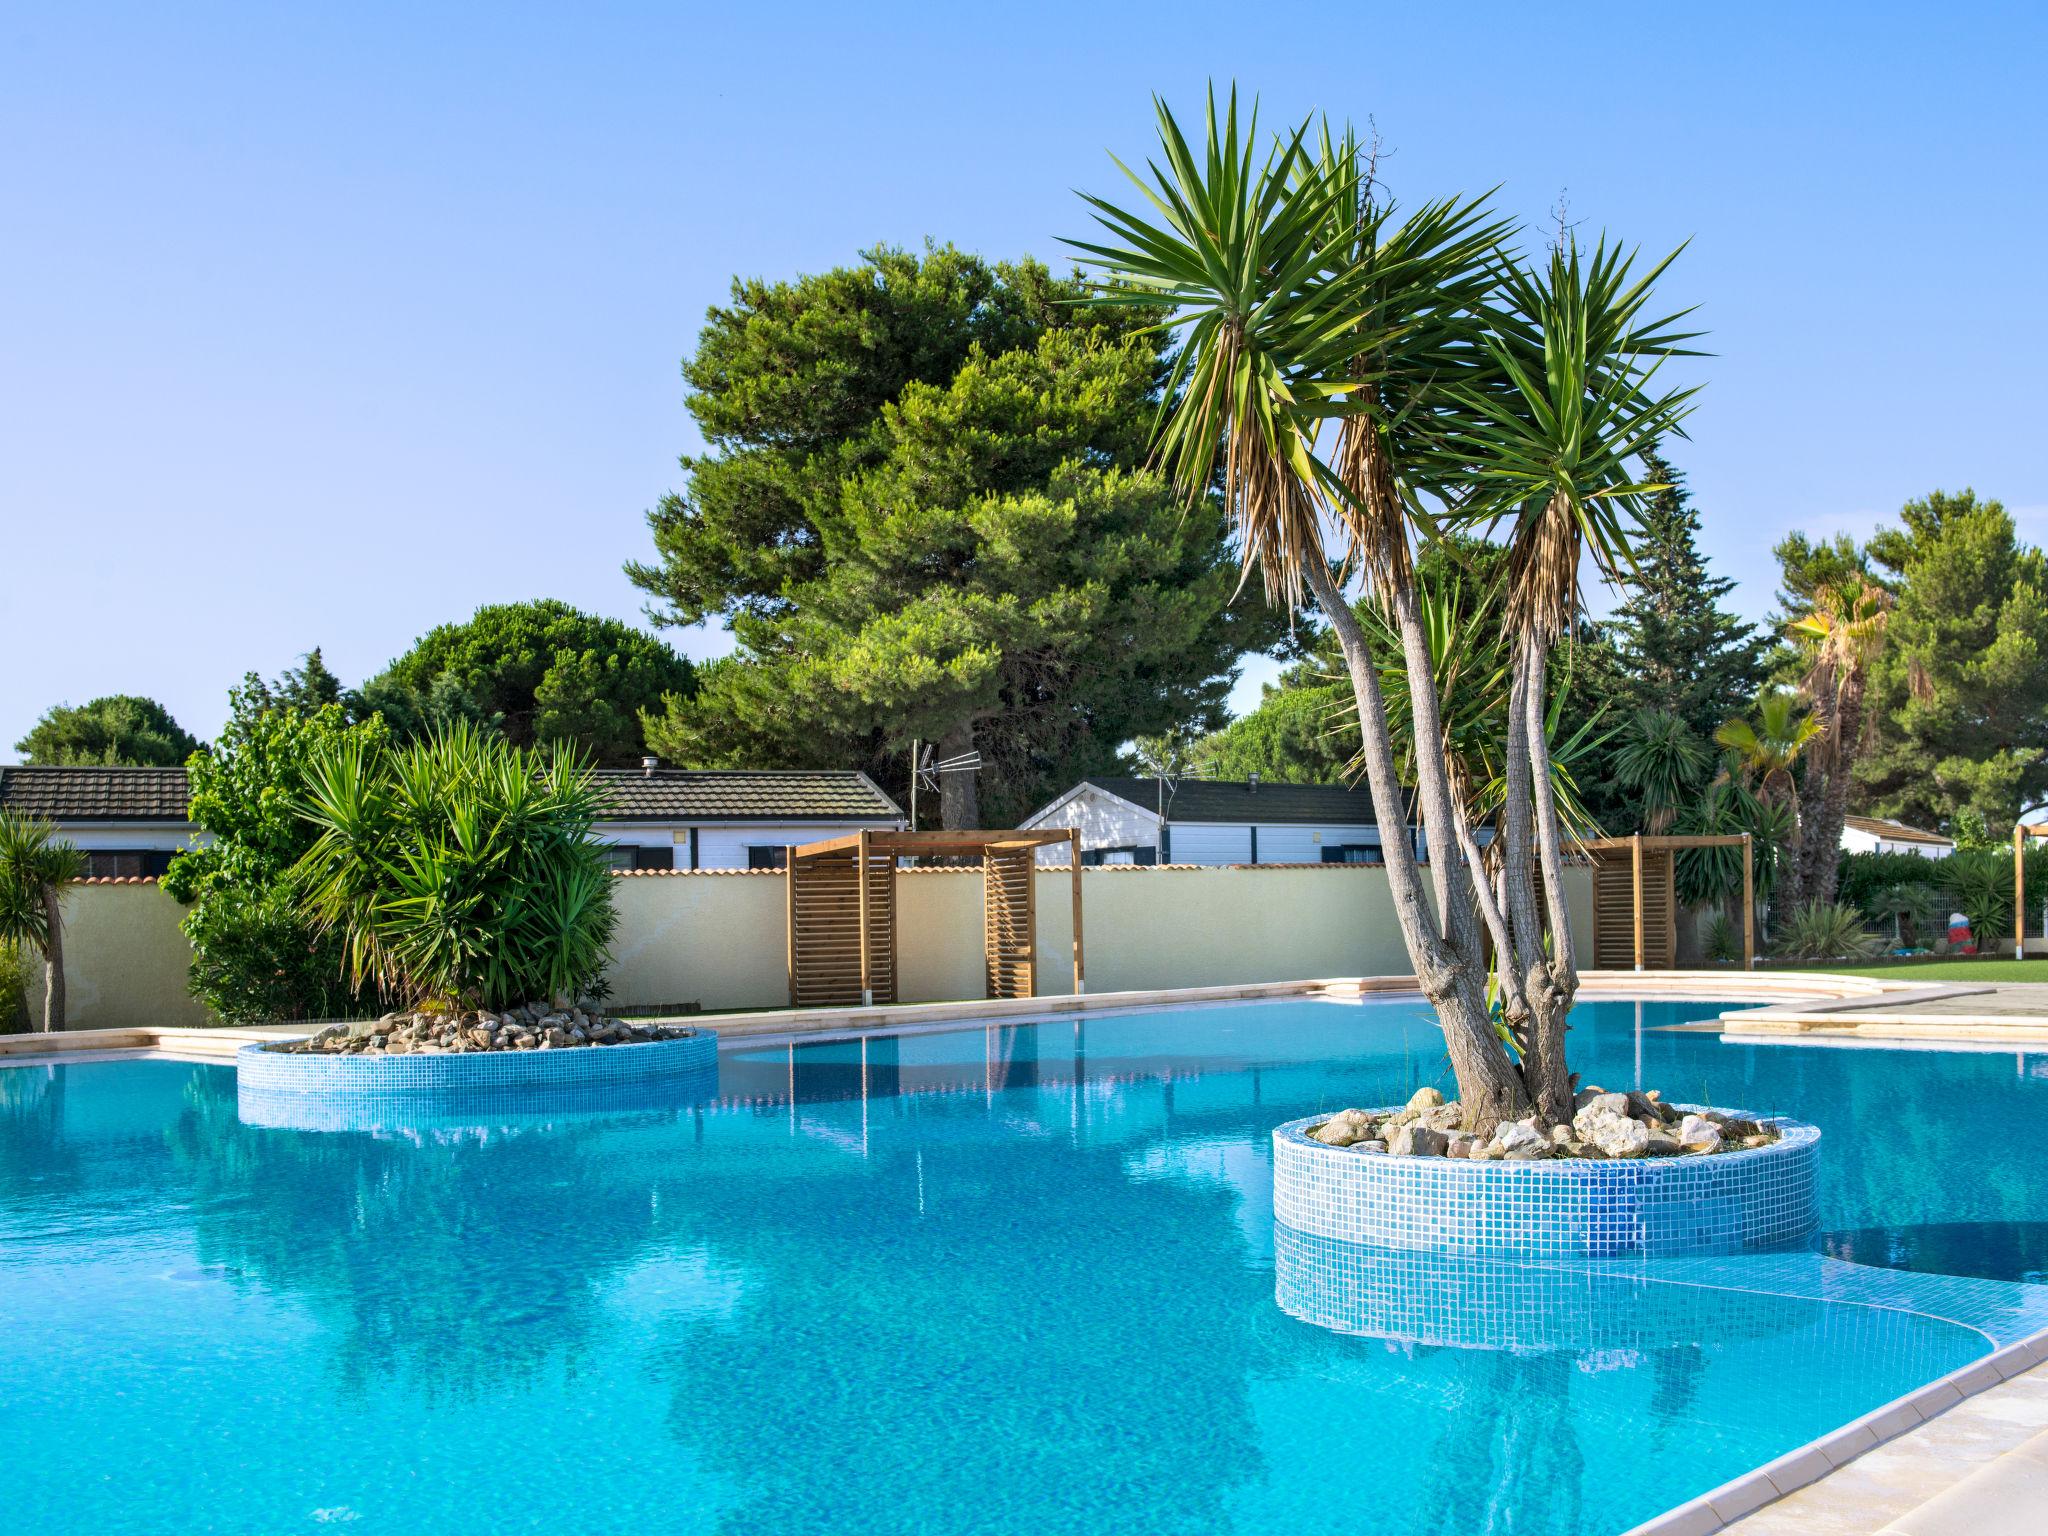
left=636, top=252, right=1271, bottom=827
left=1715, top=689, right=1822, bottom=923
left=1602, top=446, right=1769, bottom=739
left=161, top=680, right=389, bottom=1022
left=1196, top=668, right=1353, bottom=783
left=13, top=695, right=201, bottom=766
left=1786, top=575, right=1893, bottom=905
left=360, top=600, right=695, bottom=766
left=1855, top=490, right=2048, bottom=829
left=0, top=811, right=86, bottom=1031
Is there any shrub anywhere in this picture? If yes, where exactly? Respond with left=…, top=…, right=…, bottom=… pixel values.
left=163, top=681, right=389, bottom=1022
left=1773, top=902, right=1884, bottom=962
left=293, top=723, right=618, bottom=1010
left=1837, top=850, right=1947, bottom=914
left=1700, top=912, right=1743, bottom=964
left=0, top=942, right=29, bottom=1032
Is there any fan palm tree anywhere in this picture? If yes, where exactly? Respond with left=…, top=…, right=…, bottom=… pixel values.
left=1715, top=690, right=1821, bottom=920
left=1787, top=577, right=1892, bottom=905
left=1072, top=88, right=1694, bottom=1127
left=0, top=810, right=88, bottom=1032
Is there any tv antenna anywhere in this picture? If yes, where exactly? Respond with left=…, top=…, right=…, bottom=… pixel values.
left=908, top=738, right=982, bottom=832
left=1133, top=733, right=1211, bottom=818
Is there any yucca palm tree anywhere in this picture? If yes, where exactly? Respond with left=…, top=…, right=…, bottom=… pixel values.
left=1715, top=690, right=1821, bottom=921
left=1787, top=577, right=1892, bottom=906
left=1612, top=709, right=1710, bottom=834
left=0, top=810, right=88, bottom=1032
left=1073, top=89, right=1694, bottom=1127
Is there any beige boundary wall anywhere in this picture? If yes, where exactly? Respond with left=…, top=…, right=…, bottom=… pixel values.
left=22, top=863, right=1596, bottom=1030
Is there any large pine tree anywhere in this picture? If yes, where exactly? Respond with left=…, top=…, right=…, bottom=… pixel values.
left=1602, top=446, right=1770, bottom=741
left=627, top=245, right=1275, bottom=826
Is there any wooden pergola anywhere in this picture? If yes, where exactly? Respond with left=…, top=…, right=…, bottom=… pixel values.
left=785, top=828, right=1085, bottom=1008
left=2016, top=823, right=2048, bottom=958
left=1579, top=833, right=1754, bottom=972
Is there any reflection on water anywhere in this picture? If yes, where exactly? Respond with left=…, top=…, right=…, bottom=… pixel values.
left=4, top=999, right=2048, bottom=1536
left=1823, top=1221, right=2048, bottom=1285
left=1274, top=1227, right=1822, bottom=1354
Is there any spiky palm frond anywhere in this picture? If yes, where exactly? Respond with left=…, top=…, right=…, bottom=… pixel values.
left=1439, top=237, right=1703, bottom=641
left=1069, top=88, right=1509, bottom=606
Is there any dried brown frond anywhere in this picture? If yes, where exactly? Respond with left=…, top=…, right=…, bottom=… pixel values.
left=1505, top=491, right=1579, bottom=640
left=1332, top=400, right=1414, bottom=594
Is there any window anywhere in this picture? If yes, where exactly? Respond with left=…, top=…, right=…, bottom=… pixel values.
left=747, top=846, right=788, bottom=870
left=1081, top=845, right=1157, bottom=867
left=605, top=845, right=675, bottom=872
left=82, top=850, right=177, bottom=879
left=1321, top=843, right=1381, bottom=865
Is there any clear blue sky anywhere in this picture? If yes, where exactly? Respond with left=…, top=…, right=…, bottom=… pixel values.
left=5, top=1, right=2043, bottom=753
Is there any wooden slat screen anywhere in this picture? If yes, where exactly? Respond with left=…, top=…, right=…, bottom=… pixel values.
left=788, top=848, right=897, bottom=1007
left=983, top=846, right=1037, bottom=1000
left=1591, top=846, right=1677, bottom=969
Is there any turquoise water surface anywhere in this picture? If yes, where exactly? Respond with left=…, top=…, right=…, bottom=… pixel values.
left=5, top=997, right=2048, bottom=1535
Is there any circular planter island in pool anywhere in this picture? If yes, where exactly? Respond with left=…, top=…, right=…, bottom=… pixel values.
left=236, top=1029, right=720, bottom=1131
left=1272, top=1109, right=1819, bottom=1260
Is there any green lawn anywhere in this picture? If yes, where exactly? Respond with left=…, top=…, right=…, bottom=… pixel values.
left=1786, top=956, right=2048, bottom=982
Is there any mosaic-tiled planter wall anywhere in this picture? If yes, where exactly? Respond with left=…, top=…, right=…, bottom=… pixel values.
left=235, top=1033, right=719, bottom=1133
left=1271, top=1110, right=1819, bottom=1260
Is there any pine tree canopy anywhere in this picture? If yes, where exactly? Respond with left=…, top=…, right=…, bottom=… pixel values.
left=628, top=244, right=1277, bottom=825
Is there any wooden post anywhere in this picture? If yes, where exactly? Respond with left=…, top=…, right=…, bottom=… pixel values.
left=2018, top=825, right=2027, bottom=961
left=1069, top=828, right=1086, bottom=995
left=857, top=829, right=872, bottom=1007
left=1631, top=832, right=1645, bottom=972
left=784, top=846, right=797, bottom=1004
left=1741, top=834, right=1755, bottom=971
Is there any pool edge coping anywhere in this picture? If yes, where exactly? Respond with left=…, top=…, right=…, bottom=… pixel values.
left=0, top=969, right=1910, bottom=1066
left=1623, top=1321, right=2048, bottom=1536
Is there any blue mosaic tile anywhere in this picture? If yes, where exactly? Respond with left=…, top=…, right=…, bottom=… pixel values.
left=1271, top=1109, right=1819, bottom=1260
left=235, top=1033, right=719, bottom=1133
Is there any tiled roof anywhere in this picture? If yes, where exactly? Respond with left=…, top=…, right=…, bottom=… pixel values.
left=1079, top=776, right=1406, bottom=827
left=0, top=763, right=901, bottom=827
left=591, top=769, right=901, bottom=823
left=0, top=765, right=194, bottom=823
left=1843, top=814, right=1952, bottom=846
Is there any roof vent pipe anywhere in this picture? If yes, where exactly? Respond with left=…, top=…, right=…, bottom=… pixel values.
left=642, top=755, right=659, bottom=778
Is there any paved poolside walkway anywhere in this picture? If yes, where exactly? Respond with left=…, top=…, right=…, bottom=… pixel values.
left=1721, top=982, right=2048, bottom=1047
left=1718, top=1351, right=2048, bottom=1535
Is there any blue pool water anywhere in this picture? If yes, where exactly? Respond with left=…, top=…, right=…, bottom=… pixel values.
left=6, top=997, right=2048, bottom=1535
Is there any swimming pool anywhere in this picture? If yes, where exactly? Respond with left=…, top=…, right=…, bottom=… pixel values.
left=4, top=996, right=2047, bottom=1534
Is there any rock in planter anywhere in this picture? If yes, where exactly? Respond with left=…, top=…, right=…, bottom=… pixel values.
left=1406, top=1086, right=1445, bottom=1111
left=1580, top=1109, right=1652, bottom=1159
left=1493, top=1118, right=1550, bottom=1160
left=1388, top=1124, right=1449, bottom=1157
left=1312, top=1109, right=1376, bottom=1147
left=1677, top=1114, right=1722, bottom=1154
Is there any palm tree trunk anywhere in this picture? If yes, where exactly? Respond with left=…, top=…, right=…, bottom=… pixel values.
left=1805, top=681, right=1863, bottom=909
left=1302, top=558, right=1528, bottom=1131
left=39, top=883, right=65, bottom=1033
left=1515, top=632, right=1579, bottom=1123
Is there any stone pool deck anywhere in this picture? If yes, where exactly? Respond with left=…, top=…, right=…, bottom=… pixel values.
left=1720, top=981, right=2048, bottom=1048
left=1690, top=1341, right=2048, bottom=1536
